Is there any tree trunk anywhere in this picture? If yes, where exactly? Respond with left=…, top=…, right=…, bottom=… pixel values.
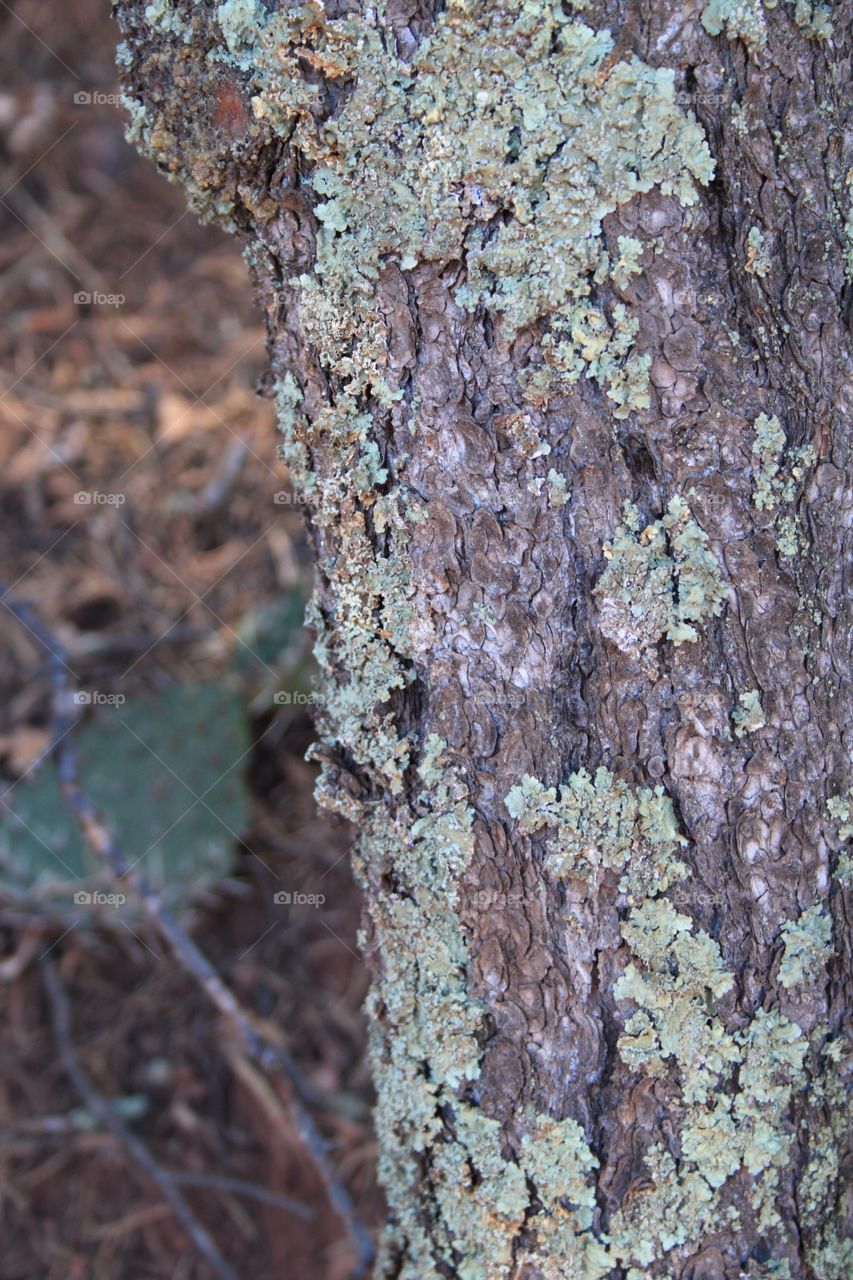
left=114, top=1, right=852, bottom=1276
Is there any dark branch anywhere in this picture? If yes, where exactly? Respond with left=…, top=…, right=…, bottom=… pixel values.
left=40, top=953, right=241, bottom=1280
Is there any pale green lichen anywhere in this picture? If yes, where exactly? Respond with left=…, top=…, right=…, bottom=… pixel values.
left=306, top=507, right=414, bottom=796
left=746, top=225, right=771, bottom=278
left=778, top=904, right=833, bottom=989
left=144, top=0, right=193, bottom=41
left=506, top=759, right=849, bottom=1270
left=701, top=0, right=768, bottom=47
left=702, top=0, right=832, bottom=46
left=216, top=0, right=713, bottom=421
left=593, top=496, right=727, bottom=672
left=611, top=961, right=818, bottom=1262
left=497, top=1115, right=609, bottom=1280
left=546, top=469, right=570, bottom=509
left=828, top=792, right=853, bottom=883
left=617, top=916, right=814, bottom=1224
left=215, top=0, right=264, bottom=64
left=612, top=857, right=843, bottom=1249
left=773, top=514, right=800, bottom=559
left=524, top=302, right=654, bottom=420
left=610, top=235, right=644, bottom=289
left=616, top=899, right=737, bottom=1102
left=275, top=370, right=414, bottom=797
left=750, top=413, right=815, bottom=558
left=520, top=1116, right=599, bottom=1227
left=506, top=767, right=687, bottom=897
left=430, top=1104, right=529, bottom=1277
left=798, top=1042, right=853, bottom=1279
left=752, top=414, right=788, bottom=511
left=827, top=790, right=853, bottom=839
left=502, top=768, right=739, bottom=1266
left=364, top=743, right=486, bottom=1274
left=732, top=689, right=766, bottom=738
left=776, top=0, right=833, bottom=38
left=364, top=744, right=622, bottom=1278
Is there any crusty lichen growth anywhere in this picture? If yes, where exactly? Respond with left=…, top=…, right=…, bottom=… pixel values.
left=752, top=414, right=788, bottom=510
left=211, top=0, right=714, bottom=421
left=798, top=1041, right=853, bottom=1279
left=827, top=791, right=853, bottom=837
left=777, top=0, right=833, bottom=38
left=613, top=892, right=842, bottom=1258
left=593, top=496, right=727, bottom=673
left=506, top=767, right=687, bottom=897
left=732, top=689, right=766, bottom=738
left=366, top=747, right=619, bottom=1278
left=506, top=764, right=849, bottom=1272
left=616, top=899, right=737, bottom=1101
left=143, top=0, right=193, bottom=41
left=827, top=789, right=853, bottom=883
left=610, top=235, right=644, bottom=289
left=778, top=904, right=833, bottom=989
left=746, top=225, right=771, bottom=277
left=750, top=413, right=815, bottom=559
left=701, top=0, right=832, bottom=46
left=844, top=170, right=853, bottom=285
left=702, top=0, right=768, bottom=48
left=616, top=933, right=812, bottom=1191
left=614, top=890, right=841, bottom=1254
left=546, top=469, right=570, bottom=509
left=364, top=738, right=522, bottom=1275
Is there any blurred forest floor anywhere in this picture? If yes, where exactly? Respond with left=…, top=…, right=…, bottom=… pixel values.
left=0, top=3, right=378, bottom=1277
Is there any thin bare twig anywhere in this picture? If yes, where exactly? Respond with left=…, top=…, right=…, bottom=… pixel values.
left=3, top=586, right=374, bottom=1280
left=0, top=1114, right=312, bottom=1217
left=171, top=1171, right=314, bottom=1219
left=177, top=437, right=251, bottom=515
left=40, top=954, right=241, bottom=1280
left=2, top=185, right=108, bottom=293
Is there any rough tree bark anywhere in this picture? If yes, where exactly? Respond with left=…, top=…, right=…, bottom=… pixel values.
left=114, top=1, right=852, bottom=1276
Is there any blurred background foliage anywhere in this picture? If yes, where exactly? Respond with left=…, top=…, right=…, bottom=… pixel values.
left=0, top=3, right=377, bottom=1276
left=1, top=682, right=250, bottom=913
